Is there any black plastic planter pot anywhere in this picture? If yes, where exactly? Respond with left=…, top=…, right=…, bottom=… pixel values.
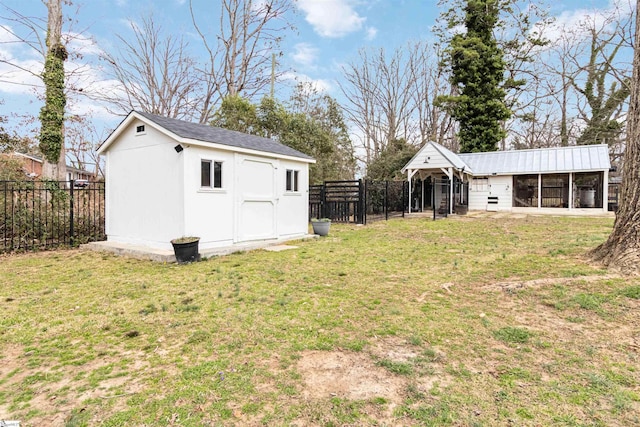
left=171, top=239, right=200, bottom=263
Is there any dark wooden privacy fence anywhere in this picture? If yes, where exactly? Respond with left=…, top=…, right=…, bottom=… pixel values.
left=1, top=180, right=105, bottom=253
left=310, top=180, right=408, bottom=224
left=309, top=180, right=365, bottom=223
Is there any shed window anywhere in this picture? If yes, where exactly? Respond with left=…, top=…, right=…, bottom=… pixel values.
left=201, top=160, right=222, bottom=188
left=136, top=125, right=145, bottom=133
left=471, top=177, right=488, bottom=191
left=286, top=169, right=299, bottom=192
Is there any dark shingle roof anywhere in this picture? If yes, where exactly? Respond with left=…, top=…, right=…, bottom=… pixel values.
left=136, top=111, right=313, bottom=161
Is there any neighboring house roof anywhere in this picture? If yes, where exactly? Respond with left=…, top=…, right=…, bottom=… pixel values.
left=403, top=142, right=611, bottom=176
left=11, top=152, right=93, bottom=176
left=12, top=152, right=43, bottom=163
left=99, top=111, right=315, bottom=162
left=459, top=144, right=611, bottom=175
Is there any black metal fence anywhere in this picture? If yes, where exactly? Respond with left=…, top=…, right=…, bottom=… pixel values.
left=364, top=180, right=408, bottom=222
left=1, top=180, right=105, bottom=253
left=432, top=179, right=451, bottom=220
left=309, top=180, right=408, bottom=224
left=608, top=182, right=620, bottom=212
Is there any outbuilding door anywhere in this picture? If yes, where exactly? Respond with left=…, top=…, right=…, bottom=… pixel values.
left=236, top=155, right=278, bottom=242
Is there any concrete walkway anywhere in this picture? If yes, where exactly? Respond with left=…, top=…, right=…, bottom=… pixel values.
left=81, top=234, right=318, bottom=263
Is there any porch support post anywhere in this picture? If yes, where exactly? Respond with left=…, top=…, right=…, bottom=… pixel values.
left=408, top=171, right=412, bottom=214
left=568, top=173, right=573, bottom=210
left=421, top=176, right=425, bottom=212
left=449, top=167, right=454, bottom=214
left=602, top=170, right=609, bottom=212
left=538, top=174, right=542, bottom=209
left=440, top=167, right=454, bottom=214
left=407, top=169, right=418, bottom=214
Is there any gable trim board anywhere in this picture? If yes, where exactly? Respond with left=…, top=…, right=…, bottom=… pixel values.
left=403, top=142, right=611, bottom=214
left=100, top=111, right=315, bottom=252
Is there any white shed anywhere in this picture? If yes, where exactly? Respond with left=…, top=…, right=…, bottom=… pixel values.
left=97, top=111, right=315, bottom=251
left=403, top=142, right=611, bottom=215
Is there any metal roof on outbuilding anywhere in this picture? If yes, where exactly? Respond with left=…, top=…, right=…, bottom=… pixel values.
left=458, top=144, right=611, bottom=176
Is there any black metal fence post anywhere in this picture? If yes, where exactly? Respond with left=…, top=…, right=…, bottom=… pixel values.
left=358, top=179, right=364, bottom=224
left=69, top=180, right=75, bottom=246
left=402, top=181, right=407, bottom=218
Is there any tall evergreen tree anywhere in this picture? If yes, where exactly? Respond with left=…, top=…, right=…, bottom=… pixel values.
left=439, top=0, right=511, bottom=153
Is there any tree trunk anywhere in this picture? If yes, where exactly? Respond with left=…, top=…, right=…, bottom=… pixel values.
left=589, top=1, right=640, bottom=274
left=39, top=0, right=67, bottom=181
left=42, top=146, right=66, bottom=181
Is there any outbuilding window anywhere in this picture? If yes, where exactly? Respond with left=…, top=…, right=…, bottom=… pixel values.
left=471, top=177, right=488, bottom=192
left=201, top=160, right=222, bottom=189
left=286, top=169, right=299, bottom=192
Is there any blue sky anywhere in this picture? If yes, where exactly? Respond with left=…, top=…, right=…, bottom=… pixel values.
left=0, top=0, right=625, bottom=140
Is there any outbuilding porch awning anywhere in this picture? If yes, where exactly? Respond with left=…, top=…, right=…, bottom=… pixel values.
left=402, top=141, right=473, bottom=214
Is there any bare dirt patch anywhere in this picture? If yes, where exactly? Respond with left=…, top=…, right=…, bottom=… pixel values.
left=297, top=350, right=406, bottom=402
left=368, top=336, right=420, bottom=363
left=0, top=347, right=150, bottom=427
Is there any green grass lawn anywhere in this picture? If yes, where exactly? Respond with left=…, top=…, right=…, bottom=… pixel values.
left=1, top=215, right=639, bottom=426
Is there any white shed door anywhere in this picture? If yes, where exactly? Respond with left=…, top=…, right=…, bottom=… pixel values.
left=236, top=157, right=277, bottom=242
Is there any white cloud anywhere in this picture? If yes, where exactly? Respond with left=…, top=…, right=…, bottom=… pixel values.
left=291, top=43, right=318, bottom=67
left=0, top=26, right=43, bottom=96
left=280, top=71, right=332, bottom=93
left=297, top=0, right=366, bottom=38
left=535, top=0, right=635, bottom=47
left=365, top=26, right=377, bottom=41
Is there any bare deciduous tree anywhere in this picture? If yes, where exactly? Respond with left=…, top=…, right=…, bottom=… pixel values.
left=190, top=0, right=295, bottom=123
left=65, top=114, right=105, bottom=177
left=341, top=43, right=450, bottom=166
left=99, top=16, right=202, bottom=121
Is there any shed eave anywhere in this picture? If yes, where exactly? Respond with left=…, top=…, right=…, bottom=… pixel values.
left=179, top=138, right=316, bottom=164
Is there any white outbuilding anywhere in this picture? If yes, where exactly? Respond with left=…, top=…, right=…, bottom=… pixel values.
left=97, top=111, right=315, bottom=251
left=402, top=142, right=612, bottom=215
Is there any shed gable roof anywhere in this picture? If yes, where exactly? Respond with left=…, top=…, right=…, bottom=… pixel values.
left=99, top=111, right=314, bottom=162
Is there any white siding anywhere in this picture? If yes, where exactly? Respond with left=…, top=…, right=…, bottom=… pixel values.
left=277, top=159, right=310, bottom=238
left=404, top=144, right=458, bottom=171
left=183, top=147, right=236, bottom=249
left=105, top=119, right=184, bottom=250
left=468, top=177, right=490, bottom=211
left=468, top=175, right=513, bottom=211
